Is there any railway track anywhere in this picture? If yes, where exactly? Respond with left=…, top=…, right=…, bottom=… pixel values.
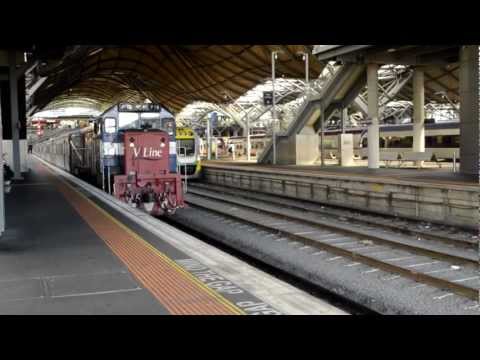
left=184, top=183, right=479, bottom=301
left=188, top=182, right=477, bottom=250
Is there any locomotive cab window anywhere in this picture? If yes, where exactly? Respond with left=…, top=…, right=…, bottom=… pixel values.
left=104, top=117, right=117, bottom=133
left=177, top=139, right=195, bottom=156
left=118, top=113, right=139, bottom=130
left=140, top=113, right=162, bottom=129
left=162, top=118, right=175, bottom=135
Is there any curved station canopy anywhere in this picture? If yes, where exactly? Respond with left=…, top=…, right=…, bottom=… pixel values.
left=26, top=44, right=463, bottom=134
left=33, top=45, right=326, bottom=113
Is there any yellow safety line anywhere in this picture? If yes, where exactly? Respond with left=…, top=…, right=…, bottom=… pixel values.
left=41, top=161, right=245, bottom=315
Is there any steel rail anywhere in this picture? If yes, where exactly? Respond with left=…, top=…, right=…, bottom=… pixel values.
left=185, top=194, right=478, bottom=301
left=189, top=182, right=476, bottom=250
left=186, top=189, right=476, bottom=266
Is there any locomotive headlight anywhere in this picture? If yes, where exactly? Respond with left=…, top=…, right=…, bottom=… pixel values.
left=160, top=138, right=166, bottom=148
left=127, top=171, right=136, bottom=183
left=129, top=137, right=135, bottom=148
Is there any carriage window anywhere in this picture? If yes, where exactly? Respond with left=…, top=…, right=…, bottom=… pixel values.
left=443, top=136, right=453, bottom=146
left=105, top=117, right=116, bottom=133
left=453, top=135, right=460, bottom=147
left=118, top=113, right=139, bottom=130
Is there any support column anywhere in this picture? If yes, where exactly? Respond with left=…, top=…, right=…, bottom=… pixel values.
left=320, top=107, right=325, bottom=166
left=8, top=51, right=22, bottom=180
left=207, top=115, right=211, bottom=160
left=0, top=87, right=4, bottom=234
left=413, top=68, right=425, bottom=167
left=367, top=64, right=379, bottom=169
left=246, top=115, right=251, bottom=161
left=413, top=68, right=425, bottom=152
left=341, top=107, right=348, bottom=134
left=459, top=45, right=479, bottom=175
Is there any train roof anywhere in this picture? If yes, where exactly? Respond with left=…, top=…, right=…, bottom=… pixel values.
left=227, top=134, right=268, bottom=140
left=325, top=121, right=459, bottom=134
left=91, top=103, right=174, bottom=122
left=380, top=122, right=459, bottom=132
left=226, top=122, right=459, bottom=139
left=34, top=125, right=93, bottom=143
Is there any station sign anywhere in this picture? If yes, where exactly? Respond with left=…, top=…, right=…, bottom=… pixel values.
left=118, top=103, right=162, bottom=112
left=210, top=112, right=218, bottom=128
left=263, top=91, right=273, bottom=106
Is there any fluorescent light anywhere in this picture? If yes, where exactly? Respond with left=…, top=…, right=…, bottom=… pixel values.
left=88, top=48, right=103, bottom=57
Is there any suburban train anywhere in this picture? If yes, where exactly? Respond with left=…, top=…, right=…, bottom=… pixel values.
left=225, top=134, right=271, bottom=159
left=176, top=127, right=202, bottom=179
left=225, top=121, right=460, bottom=161
left=34, top=103, right=185, bottom=215
left=327, top=121, right=460, bottom=160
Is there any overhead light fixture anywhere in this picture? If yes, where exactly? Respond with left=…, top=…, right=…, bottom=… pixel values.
left=88, top=48, right=103, bottom=57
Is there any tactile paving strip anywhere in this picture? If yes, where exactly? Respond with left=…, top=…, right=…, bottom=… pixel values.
left=44, top=164, right=243, bottom=315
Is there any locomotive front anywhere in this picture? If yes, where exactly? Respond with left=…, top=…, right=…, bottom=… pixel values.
left=98, top=103, right=184, bottom=215
left=113, top=129, right=184, bottom=215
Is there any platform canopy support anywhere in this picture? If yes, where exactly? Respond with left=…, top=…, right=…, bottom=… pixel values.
left=341, top=107, right=348, bottom=134
left=459, top=45, right=479, bottom=175
left=367, top=63, right=379, bottom=169
left=413, top=68, right=426, bottom=166
left=8, top=50, right=23, bottom=180
left=0, top=87, right=4, bottom=235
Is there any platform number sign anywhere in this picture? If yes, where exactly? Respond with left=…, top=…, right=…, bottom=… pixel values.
left=263, top=91, right=273, bottom=106
left=210, top=112, right=218, bottom=129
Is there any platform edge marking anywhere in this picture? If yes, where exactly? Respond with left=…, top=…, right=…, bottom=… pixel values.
left=40, top=161, right=245, bottom=315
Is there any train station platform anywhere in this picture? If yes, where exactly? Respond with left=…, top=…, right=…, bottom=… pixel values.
left=0, top=156, right=344, bottom=315
left=201, top=161, right=479, bottom=230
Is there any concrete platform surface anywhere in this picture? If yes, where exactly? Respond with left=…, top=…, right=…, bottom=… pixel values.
left=203, top=160, right=479, bottom=187
left=0, top=157, right=346, bottom=315
left=0, top=162, right=169, bottom=314
left=201, top=160, right=479, bottom=230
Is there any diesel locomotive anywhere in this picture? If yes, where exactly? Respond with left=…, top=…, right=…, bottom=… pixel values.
left=34, top=103, right=184, bottom=215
